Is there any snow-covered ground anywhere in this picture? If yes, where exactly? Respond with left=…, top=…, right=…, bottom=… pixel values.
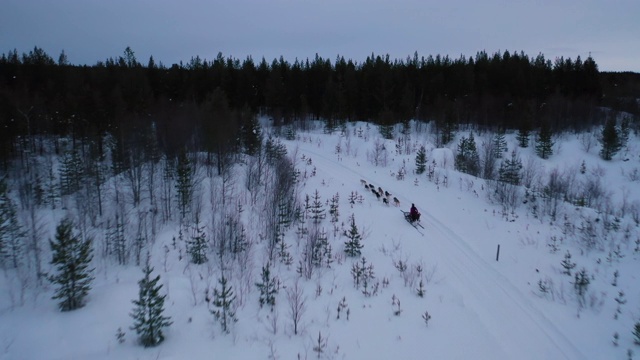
left=1, top=121, right=639, bottom=359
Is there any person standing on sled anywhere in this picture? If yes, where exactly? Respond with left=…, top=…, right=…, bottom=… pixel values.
left=409, top=203, right=420, bottom=222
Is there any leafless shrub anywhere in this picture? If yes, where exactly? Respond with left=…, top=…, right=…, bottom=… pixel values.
left=623, top=167, right=640, bottom=182
left=480, top=140, right=497, bottom=180
left=629, top=200, right=640, bottom=225
left=286, top=279, right=307, bottom=335
left=366, top=138, right=389, bottom=167
left=579, top=131, right=597, bottom=153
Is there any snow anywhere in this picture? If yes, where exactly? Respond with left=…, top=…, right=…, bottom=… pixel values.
left=2, top=121, right=640, bottom=359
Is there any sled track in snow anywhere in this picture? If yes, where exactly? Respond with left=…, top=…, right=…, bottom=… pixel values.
left=420, top=212, right=585, bottom=359
left=295, top=144, right=585, bottom=360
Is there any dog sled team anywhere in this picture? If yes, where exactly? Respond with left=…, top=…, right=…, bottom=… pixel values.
left=360, top=179, right=420, bottom=224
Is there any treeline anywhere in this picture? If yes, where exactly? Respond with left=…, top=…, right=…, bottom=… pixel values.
left=0, top=46, right=630, bottom=165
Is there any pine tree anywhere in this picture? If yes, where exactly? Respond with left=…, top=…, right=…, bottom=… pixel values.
left=633, top=321, right=640, bottom=345
left=59, top=148, right=84, bottom=196
left=240, top=110, right=262, bottom=156
left=0, top=178, right=23, bottom=268
left=231, top=222, right=248, bottom=257
left=188, top=221, right=208, bottom=264
left=130, top=263, right=172, bottom=347
left=210, top=274, right=237, bottom=333
left=517, top=121, right=530, bottom=148
left=573, top=268, right=590, bottom=307
left=492, top=131, right=508, bottom=159
left=329, top=193, right=340, bottom=224
left=498, top=150, right=523, bottom=185
left=312, top=227, right=331, bottom=267
left=619, top=116, right=631, bottom=149
left=561, top=250, right=576, bottom=276
left=535, top=120, right=554, bottom=159
left=415, top=145, right=427, bottom=175
left=48, top=219, right=94, bottom=311
left=454, top=132, right=480, bottom=176
left=175, top=150, right=193, bottom=219
left=106, top=214, right=127, bottom=265
left=599, top=117, right=621, bottom=161
left=310, top=190, right=326, bottom=224
left=255, top=263, right=278, bottom=309
left=344, top=214, right=363, bottom=257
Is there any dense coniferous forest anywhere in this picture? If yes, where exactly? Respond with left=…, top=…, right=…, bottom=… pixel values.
left=2, top=46, right=640, bottom=358
left=2, top=47, right=638, bottom=168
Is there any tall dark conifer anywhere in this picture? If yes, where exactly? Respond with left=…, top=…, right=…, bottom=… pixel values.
left=535, top=120, right=554, bottom=159
left=415, top=146, right=427, bottom=175
left=344, top=214, right=363, bottom=257
left=48, top=219, right=94, bottom=311
left=130, top=263, right=172, bottom=347
left=599, top=117, right=620, bottom=160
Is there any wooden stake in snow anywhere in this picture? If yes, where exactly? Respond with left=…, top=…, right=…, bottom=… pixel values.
left=496, top=244, right=501, bottom=261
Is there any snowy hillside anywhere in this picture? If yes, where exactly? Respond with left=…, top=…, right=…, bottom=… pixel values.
left=1, top=121, right=640, bottom=359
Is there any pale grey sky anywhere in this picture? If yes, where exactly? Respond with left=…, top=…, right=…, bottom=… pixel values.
left=1, top=0, right=638, bottom=71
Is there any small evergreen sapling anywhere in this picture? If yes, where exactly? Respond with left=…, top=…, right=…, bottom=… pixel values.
left=48, top=218, right=94, bottom=311
left=633, top=321, right=640, bottom=345
left=188, top=221, right=208, bottom=264
left=415, top=146, right=427, bottom=175
left=392, top=294, right=402, bottom=316
left=210, top=274, right=237, bottom=333
left=535, top=120, right=554, bottom=159
left=256, top=263, right=279, bottom=309
left=329, top=193, right=340, bottom=224
left=492, top=131, right=508, bottom=159
left=417, top=279, right=426, bottom=297
left=0, top=177, right=24, bottom=268
left=561, top=251, right=576, bottom=276
left=116, top=327, right=126, bottom=344
left=313, top=331, right=328, bottom=359
left=336, top=297, right=349, bottom=320
left=130, top=263, right=172, bottom=347
left=614, top=291, right=626, bottom=320
left=422, top=310, right=432, bottom=327
left=344, top=214, right=363, bottom=257
left=573, top=268, right=590, bottom=308
left=600, top=117, right=621, bottom=161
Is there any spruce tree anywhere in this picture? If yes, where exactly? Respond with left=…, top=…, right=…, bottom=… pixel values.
left=255, top=263, right=278, bottom=309
left=310, top=190, right=326, bottom=224
left=211, top=274, right=237, bottom=333
left=0, top=178, right=23, bottom=268
left=106, top=214, right=127, bottom=265
left=318, top=228, right=333, bottom=267
left=188, top=221, right=208, bottom=264
left=240, top=110, right=262, bottom=156
left=535, top=120, right=554, bottom=159
left=498, top=150, right=523, bottom=185
left=415, top=145, right=427, bottom=175
left=130, top=263, right=172, bottom=347
left=329, top=193, right=340, bottom=224
left=599, top=117, right=621, bottom=161
left=344, top=214, right=363, bottom=257
left=492, top=131, right=508, bottom=159
left=175, top=150, right=193, bottom=219
left=48, top=219, right=94, bottom=311
left=633, top=321, right=640, bottom=345
left=517, top=121, right=530, bottom=148
left=561, top=250, right=576, bottom=276
left=455, top=136, right=469, bottom=173
left=59, top=148, right=84, bottom=196
left=619, top=116, right=630, bottom=149
left=454, top=132, right=480, bottom=176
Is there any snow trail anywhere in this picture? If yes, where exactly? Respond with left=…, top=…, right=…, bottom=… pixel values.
left=294, top=140, right=586, bottom=360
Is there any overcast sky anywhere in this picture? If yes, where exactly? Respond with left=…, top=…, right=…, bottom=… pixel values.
left=1, top=0, right=638, bottom=72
